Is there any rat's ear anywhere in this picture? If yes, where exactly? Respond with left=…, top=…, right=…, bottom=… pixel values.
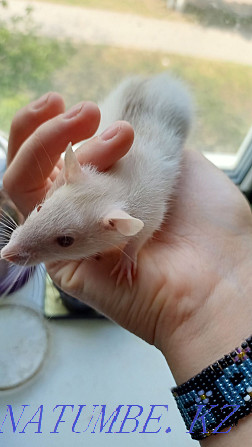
left=64, top=142, right=83, bottom=184
left=102, top=209, right=144, bottom=236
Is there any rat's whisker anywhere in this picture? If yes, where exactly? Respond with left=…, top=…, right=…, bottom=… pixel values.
left=28, top=265, right=35, bottom=279
left=93, top=238, right=134, bottom=263
left=0, top=265, right=25, bottom=298
left=34, top=133, right=56, bottom=199
left=0, top=243, right=11, bottom=251
left=0, top=239, right=12, bottom=246
left=0, top=242, right=10, bottom=251
left=0, top=217, right=16, bottom=232
left=0, top=224, right=13, bottom=232
left=31, top=149, right=47, bottom=198
left=0, top=228, right=15, bottom=239
left=34, top=264, right=44, bottom=284
left=35, top=133, right=54, bottom=171
left=29, top=266, right=39, bottom=300
left=0, top=232, right=12, bottom=240
left=1, top=207, right=18, bottom=221
left=0, top=209, right=18, bottom=228
left=0, top=233, right=13, bottom=244
left=0, top=226, right=14, bottom=235
left=0, top=223, right=15, bottom=233
left=40, top=263, right=46, bottom=273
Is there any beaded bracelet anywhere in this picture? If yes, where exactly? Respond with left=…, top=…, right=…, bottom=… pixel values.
left=171, top=335, right=252, bottom=440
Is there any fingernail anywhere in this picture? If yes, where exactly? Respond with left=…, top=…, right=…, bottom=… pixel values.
left=100, top=124, right=120, bottom=141
left=64, top=102, right=84, bottom=119
left=32, top=93, right=50, bottom=110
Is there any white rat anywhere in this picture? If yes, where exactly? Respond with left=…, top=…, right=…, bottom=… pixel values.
left=1, top=74, right=192, bottom=286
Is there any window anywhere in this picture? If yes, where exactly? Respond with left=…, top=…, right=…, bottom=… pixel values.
left=0, top=0, right=252, bottom=194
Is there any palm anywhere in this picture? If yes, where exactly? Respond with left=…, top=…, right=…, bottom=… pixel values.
left=47, top=150, right=252, bottom=353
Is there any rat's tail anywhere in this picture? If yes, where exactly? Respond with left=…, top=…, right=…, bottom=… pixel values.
left=99, top=73, right=193, bottom=141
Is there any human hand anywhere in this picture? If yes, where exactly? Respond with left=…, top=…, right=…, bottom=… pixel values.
left=4, top=93, right=252, bottom=393
left=47, top=146, right=252, bottom=381
left=4, top=92, right=134, bottom=217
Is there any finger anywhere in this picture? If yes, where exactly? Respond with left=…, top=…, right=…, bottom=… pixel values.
left=75, top=120, right=134, bottom=170
left=41, top=122, right=134, bottom=197
left=7, top=92, right=65, bottom=166
left=49, top=165, right=62, bottom=183
left=3, top=101, right=101, bottom=197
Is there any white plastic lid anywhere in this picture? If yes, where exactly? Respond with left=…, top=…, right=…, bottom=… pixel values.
left=0, top=304, right=48, bottom=389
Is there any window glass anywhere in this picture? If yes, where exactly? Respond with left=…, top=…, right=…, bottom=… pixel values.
left=0, top=0, right=251, bottom=166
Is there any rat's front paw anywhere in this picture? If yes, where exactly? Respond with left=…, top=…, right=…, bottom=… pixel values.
left=111, top=253, right=137, bottom=288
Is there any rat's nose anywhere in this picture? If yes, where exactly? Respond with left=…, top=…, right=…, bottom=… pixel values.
left=1, top=245, right=26, bottom=264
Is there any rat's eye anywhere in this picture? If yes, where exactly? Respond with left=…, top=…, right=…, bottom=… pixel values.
left=56, top=236, right=74, bottom=247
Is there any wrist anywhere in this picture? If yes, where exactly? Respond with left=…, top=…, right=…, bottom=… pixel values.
left=161, top=257, right=252, bottom=385
left=172, top=332, right=252, bottom=441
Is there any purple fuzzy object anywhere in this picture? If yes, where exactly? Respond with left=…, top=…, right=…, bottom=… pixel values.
left=0, top=262, right=36, bottom=295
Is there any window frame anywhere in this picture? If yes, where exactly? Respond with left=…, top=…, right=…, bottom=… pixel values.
left=203, top=126, right=252, bottom=202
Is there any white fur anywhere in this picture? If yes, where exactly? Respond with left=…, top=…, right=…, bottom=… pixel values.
left=1, top=74, right=193, bottom=266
